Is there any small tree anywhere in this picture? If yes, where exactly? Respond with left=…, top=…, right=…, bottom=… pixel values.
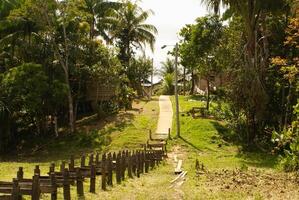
left=179, top=15, right=223, bottom=110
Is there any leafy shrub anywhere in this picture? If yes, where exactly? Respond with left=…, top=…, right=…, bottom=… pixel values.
left=97, top=99, right=119, bottom=119
left=272, top=102, right=299, bottom=171
left=118, top=84, right=135, bottom=109
left=75, top=130, right=105, bottom=148
left=162, top=73, right=174, bottom=95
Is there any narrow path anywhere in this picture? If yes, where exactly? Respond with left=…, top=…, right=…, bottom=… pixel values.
left=153, top=95, right=173, bottom=139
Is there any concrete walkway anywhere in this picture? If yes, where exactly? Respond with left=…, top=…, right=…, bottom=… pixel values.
left=153, top=95, right=173, bottom=139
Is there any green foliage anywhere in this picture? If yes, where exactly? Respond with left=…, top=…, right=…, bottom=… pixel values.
left=118, top=83, right=135, bottom=109
left=159, top=58, right=175, bottom=77
left=272, top=101, right=299, bottom=171
left=111, top=0, right=157, bottom=65
left=75, top=130, right=106, bottom=148
left=2, top=63, right=48, bottom=114
left=179, top=15, right=223, bottom=72
left=0, top=0, right=157, bottom=153
left=127, top=56, right=153, bottom=95
left=159, top=58, right=176, bottom=95
left=162, top=73, right=174, bottom=95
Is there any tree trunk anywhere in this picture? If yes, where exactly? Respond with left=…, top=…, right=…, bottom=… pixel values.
left=260, top=12, right=270, bottom=78
left=190, top=70, right=195, bottom=95
left=248, top=111, right=257, bottom=146
left=41, top=1, right=75, bottom=133
left=62, top=12, right=75, bottom=134
left=65, top=76, right=75, bottom=133
left=54, top=116, right=58, bottom=137
left=89, top=15, right=96, bottom=65
left=206, top=79, right=210, bottom=111
left=183, top=67, right=186, bottom=96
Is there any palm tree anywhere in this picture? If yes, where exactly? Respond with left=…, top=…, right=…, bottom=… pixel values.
left=81, top=0, right=122, bottom=41
left=159, top=58, right=175, bottom=78
left=78, top=0, right=122, bottom=66
left=201, top=0, right=287, bottom=65
left=160, top=58, right=177, bottom=95
left=162, top=73, right=174, bottom=95
left=201, top=0, right=289, bottom=144
left=0, top=0, right=39, bottom=68
left=110, top=0, right=157, bottom=66
left=0, top=0, right=20, bottom=19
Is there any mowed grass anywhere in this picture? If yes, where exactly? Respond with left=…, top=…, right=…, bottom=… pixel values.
left=1, top=95, right=292, bottom=200
left=0, top=97, right=159, bottom=182
left=105, top=97, right=159, bottom=151
left=162, top=95, right=299, bottom=200
left=169, top=95, right=278, bottom=170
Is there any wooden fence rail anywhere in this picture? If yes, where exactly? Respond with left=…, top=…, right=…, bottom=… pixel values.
left=0, top=143, right=166, bottom=200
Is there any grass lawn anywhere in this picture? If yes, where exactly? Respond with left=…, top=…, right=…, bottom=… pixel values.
left=166, top=95, right=298, bottom=199
left=169, top=95, right=278, bottom=170
left=1, top=95, right=298, bottom=200
left=0, top=97, right=159, bottom=182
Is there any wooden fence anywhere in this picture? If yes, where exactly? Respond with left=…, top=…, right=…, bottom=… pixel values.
left=0, top=145, right=166, bottom=200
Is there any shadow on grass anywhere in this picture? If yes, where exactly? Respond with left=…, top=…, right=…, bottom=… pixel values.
left=1, top=112, right=135, bottom=163
left=210, top=121, right=237, bottom=143
left=236, top=152, right=278, bottom=168
left=179, top=137, right=203, bottom=152
left=210, top=121, right=278, bottom=169
left=188, top=95, right=206, bottom=101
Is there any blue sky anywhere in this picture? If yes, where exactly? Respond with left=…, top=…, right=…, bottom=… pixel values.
left=139, top=0, right=208, bottom=74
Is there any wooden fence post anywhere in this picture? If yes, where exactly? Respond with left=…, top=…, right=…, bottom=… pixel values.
left=17, top=167, right=23, bottom=180
left=149, top=130, right=153, bottom=140
left=154, top=151, right=158, bottom=166
left=89, top=154, right=94, bottom=166
left=121, top=151, right=126, bottom=180
left=60, top=162, right=65, bottom=173
left=76, top=168, right=84, bottom=198
left=81, top=155, right=86, bottom=168
left=116, top=152, right=121, bottom=184
left=50, top=173, right=57, bottom=200
left=164, top=141, right=167, bottom=156
left=32, top=175, right=40, bottom=200
left=141, top=151, right=145, bottom=174
left=127, top=151, right=133, bottom=178
left=49, top=163, right=55, bottom=173
left=96, top=153, right=99, bottom=166
left=63, top=169, right=71, bottom=200
left=136, top=151, right=140, bottom=178
left=150, top=151, right=154, bottom=170
left=69, top=155, right=75, bottom=172
left=90, top=164, right=96, bottom=193
left=12, top=178, right=20, bottom=200
left=112, top=152, right=116, bottom=163
left=153, top=151, right=156, bottom=168
left=34, top=165, right=40, bottom=176
left=107, top=153, right=113, bottom=186
left=132, top=151, right=136, bottom=176
left=144, top=151, right=148, bottom=173
left=101, top=153, right=107, bottom=190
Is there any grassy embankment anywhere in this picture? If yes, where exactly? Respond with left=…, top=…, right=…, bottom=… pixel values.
left=1, top=95, right=298, bottom=200
left=166, top=95, right=298, bottom=200
left=0, top=97, right=159, bottom=199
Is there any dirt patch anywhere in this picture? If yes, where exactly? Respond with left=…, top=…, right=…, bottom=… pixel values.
left=202, top=168, right=299, bottom=199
